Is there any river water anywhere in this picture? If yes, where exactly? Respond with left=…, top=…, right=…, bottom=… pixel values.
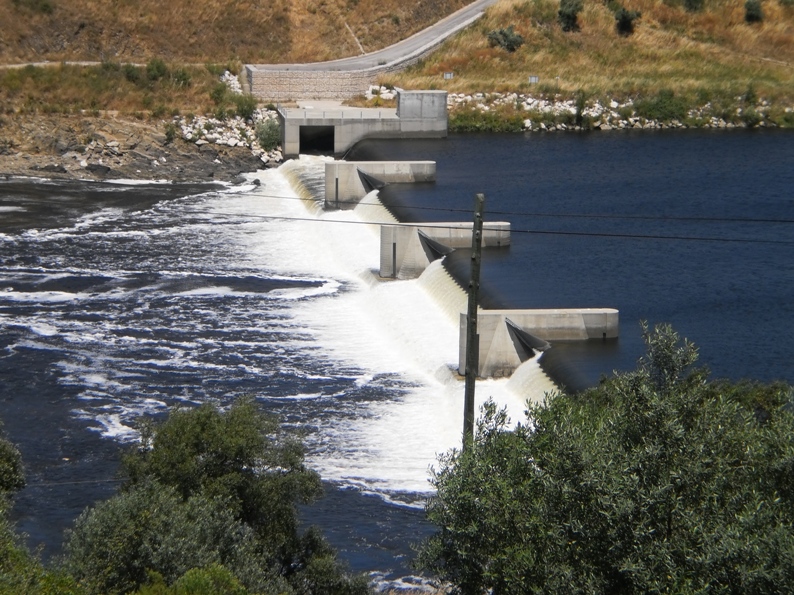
left=0, top=129, right=792, bottom=588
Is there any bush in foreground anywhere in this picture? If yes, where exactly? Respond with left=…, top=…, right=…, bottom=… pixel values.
left=418, top=324, right=794, bottom=594
left=65, top=398, right=368, bottom=595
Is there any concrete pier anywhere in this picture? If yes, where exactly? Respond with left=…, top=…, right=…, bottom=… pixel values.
left=459, top=309, right=619, bottom=378
left=279, top=89, right=447, bottom=157
left=380, top=222, right=511, bottom=279
left=325, top=161, right=436, bottom=208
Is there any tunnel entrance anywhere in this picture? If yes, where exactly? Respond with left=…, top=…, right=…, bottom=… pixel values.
left=299, top=125, right=335, bottom=155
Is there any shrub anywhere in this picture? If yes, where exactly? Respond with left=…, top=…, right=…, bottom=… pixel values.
left=742, top=106, right=762, bottom=127
left=487, top=25, right=525, bottom=52
left=256, top=119, right=281, bottom=151
left=559, top=0, right=584, bottom=31
left=232, top=93, right=258, bottom=120
left=634, top=89, right=688, bottom=121
left=146, top=58, right=168, bottom=82
left=615, top=7, right=641, bottom=35
left=745, top=0, right=763, bottom=21
left=11, top=0, right=54, bottom=13
left=418, top=324, right=794, bottom=595
left=210, top=82, right=228, bottom=106
left=170, top=68, right=192, bottom=88
left=164, top=122, right=178, bottom=144
left=684, top=0, right=704, bottom=12
left=449, top=107, right=525, bottom=132
left=123, top=64, right=142, bottom=84
left=67, top=399, right=367, bottom=595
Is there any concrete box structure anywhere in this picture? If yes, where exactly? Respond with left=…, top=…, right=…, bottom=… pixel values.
left=325, top=161, right=436, bottom=207
left=380, top=222, right=511, bottom=279
left=459, top=309, right=620, bottom=378
left=279, top=89, right=447, bottom=157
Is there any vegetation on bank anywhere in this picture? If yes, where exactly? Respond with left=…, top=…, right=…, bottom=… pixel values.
left=382, top=0, right=794, bottom=126
left=0, top=399, right=369, bottom=595
left=0, top=0, right=470, bottom=64
left=0, top=61, right=247, bottom=119
left=418, top=324, right=794, bottom=594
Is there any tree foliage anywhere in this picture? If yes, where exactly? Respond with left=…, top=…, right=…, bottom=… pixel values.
left=0, top=424, right=83, bottom=594
left=614, top=7, right=641, bottom=35
left=256, top=119, right=281, bottom=151
left=745, top=0, right=764, bottom=22
left=558, top=0, right=584, bottom=32
left=418, top=324, right=794, bottom=594
left=486, top=26, right=525, bottom=52
left=65, top=398, right=369, bottom=595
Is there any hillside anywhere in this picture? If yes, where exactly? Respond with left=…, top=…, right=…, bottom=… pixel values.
left=0, top=0, right=470, bottom=64
left=385, top=0, right=794, bottom=105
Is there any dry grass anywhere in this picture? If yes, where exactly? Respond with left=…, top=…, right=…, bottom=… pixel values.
left=0, top=62, right=224, bottom=116
left=0, top=0, right=470, bottom=64
left=381, top=0, right=794, bottom=104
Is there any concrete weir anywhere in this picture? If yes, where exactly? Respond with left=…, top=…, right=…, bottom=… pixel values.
left=279, top=89, right=447, bottom=157
left=381, top=223, right=511, bottom=279
left=459, top=309, right=620, bottom=378
left=325, top=161, right=436, bottom=208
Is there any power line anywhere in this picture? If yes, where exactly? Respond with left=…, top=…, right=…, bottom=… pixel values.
left=216, top=189, right=794, bottom=225
left=181, top=210, right=794, bottom=246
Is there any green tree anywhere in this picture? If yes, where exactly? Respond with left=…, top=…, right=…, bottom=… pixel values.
left=65, top=398, right=369, bottom=595
left=558, top=0, right=584, bottom=31
left=418, top=324, right=794, bottom=594
left=0, top=427, right=24, bottom=495
left=745, top=0, right=763, bottom=22
left=614, top=7, right=641, bottom=35
left=486, top=26, right=525, bottom=52
left=0, top=425, right=84, bottom=594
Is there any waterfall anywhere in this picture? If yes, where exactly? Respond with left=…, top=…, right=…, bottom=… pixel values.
left=505, top=355, right=560, bottom=407
left=417, top=259, right=468, bottom=325
left=279, top=156, right=330, bottom=214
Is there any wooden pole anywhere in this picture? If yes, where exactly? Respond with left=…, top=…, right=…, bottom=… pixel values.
left=463, top=193, right=485, bottom=450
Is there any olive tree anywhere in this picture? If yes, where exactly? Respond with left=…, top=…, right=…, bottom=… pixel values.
left=66, top=398, right=369, bottom=595
left=418, top=324, right=794, bottom=594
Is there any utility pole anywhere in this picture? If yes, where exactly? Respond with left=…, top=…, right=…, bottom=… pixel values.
left=463, top=193, right=485, bottom=450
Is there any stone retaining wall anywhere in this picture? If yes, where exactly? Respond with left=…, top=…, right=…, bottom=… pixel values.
left=245, top=35, right=446, bottom=101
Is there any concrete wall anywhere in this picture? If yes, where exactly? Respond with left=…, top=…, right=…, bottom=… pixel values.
left=246, top=68, right=377, bottom=102
left=280, top=89, right=447, bottom=157
left=324, top=161, right=436, bottom=206
left=380, top=222, right=511, bottom=279
left=458, top=309, right=620, bottom=377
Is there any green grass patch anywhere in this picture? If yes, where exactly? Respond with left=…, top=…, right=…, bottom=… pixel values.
left=449, top=106, right=526, bottom=132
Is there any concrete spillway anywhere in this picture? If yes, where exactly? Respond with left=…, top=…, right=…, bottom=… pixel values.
left=459, top=309, right=620, bottom=379
left=380, top=222, right=511, bottom=279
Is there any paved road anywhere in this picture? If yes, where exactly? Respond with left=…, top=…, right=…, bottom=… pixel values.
left=250, top=0, right=500, bottom=71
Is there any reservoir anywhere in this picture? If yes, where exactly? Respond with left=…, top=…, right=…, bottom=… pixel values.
left=0, top=128, right=792, bottom=587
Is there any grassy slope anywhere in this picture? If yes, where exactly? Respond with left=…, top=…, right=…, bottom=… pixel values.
left=0, top=0, right=470, bottom=63
left=383, top=0, right=794, bottom=105
left=0, top=0, right=791, bottom=118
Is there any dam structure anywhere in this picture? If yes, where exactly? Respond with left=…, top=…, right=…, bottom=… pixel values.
left=459, top=309, right=620, bottom=379
left=279, top=89, right=447, bottom=158
left=311, top=159, right=620, bottom=381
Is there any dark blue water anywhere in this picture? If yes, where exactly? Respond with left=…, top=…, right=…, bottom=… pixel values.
left=349, top=129, right=794, bottom=386
left=0, top=129, right=792, bottom=589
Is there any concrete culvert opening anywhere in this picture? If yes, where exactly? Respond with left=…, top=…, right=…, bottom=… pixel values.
left=299, top=125, right=335, bottom=155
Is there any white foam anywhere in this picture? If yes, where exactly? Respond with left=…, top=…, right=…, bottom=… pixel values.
left=0, top=206, right=25, bottom=213
left=29, top=323, right=59, bottom=336
left=229, top=160, right=554, bottom=495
